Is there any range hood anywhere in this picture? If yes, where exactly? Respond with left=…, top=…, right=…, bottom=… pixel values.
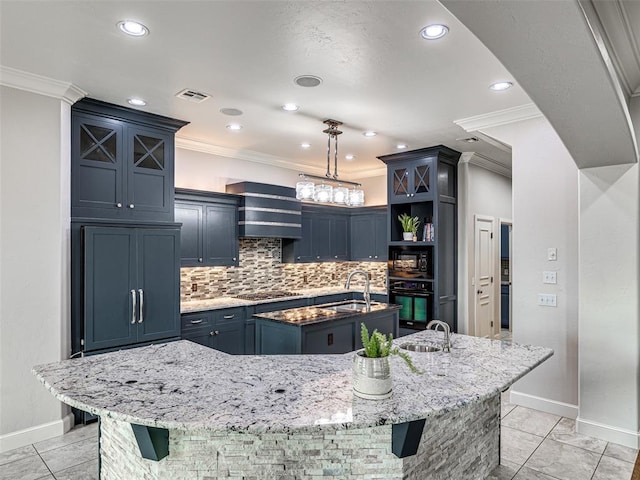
left=225, top=182, right=302, bottom=239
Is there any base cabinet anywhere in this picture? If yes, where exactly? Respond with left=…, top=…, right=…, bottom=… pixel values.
left=181, top=308, right=245, bottom=354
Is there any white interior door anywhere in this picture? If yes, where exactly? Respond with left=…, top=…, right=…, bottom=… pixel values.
left=474, top=216, right=495, bottom=338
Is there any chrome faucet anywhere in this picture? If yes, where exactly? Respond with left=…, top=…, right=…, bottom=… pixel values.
left=426, top=320, right=451, bottom=352
left=345, top=270, right=371, bottom=312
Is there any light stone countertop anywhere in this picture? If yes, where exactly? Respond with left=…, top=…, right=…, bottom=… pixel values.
left=180, top=286, right=388, bottom=313
left=32, top=331, right=552, bottom=434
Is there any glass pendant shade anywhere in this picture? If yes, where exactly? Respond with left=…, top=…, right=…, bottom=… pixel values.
left=332, top=186, right=349, bottom=205
left=296, top=181, right=315, bottom=200
left=349, top=188, right=365, bottom=206
left=314, top=184, right=333, bottom=203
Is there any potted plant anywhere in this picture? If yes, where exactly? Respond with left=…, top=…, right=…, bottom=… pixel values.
left=353, top=323, right=422, bottom=400
left=398, top=213, right=420, bottom=241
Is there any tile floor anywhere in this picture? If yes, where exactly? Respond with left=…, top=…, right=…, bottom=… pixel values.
left=0, top=398, right=637, bottom=480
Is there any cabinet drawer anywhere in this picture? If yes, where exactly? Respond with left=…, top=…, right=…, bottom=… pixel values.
left=212, top=307, right=246, bottom=322
left=181, top=312, right=213, bottom=331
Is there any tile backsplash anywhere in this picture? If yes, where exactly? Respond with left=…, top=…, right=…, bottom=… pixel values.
left=180, top=238, right=387, bottom=302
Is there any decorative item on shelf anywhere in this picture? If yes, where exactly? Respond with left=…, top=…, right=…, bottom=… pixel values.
left=398, top=213, right=420, bottom=241
left=297, top=118, right=365, bottom=205
left=422, top=217, right=435, bottom=242
left=353, top=323, right=421, bottom=400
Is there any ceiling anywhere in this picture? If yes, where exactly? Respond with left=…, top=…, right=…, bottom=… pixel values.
left=0, top=0, right=530, bottom=179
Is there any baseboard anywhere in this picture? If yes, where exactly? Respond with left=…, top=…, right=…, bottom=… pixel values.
left=576, top=417, right=640, bottom=449
left=0, top=413, right=73, bottom=453
left=510, top=390, right=579, bottom=419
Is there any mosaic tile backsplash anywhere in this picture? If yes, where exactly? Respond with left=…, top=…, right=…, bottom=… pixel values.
left=180, top=238, right=388, bottom=301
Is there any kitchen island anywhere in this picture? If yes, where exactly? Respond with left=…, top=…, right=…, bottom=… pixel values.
left=33, top=331, right=552, bottom=479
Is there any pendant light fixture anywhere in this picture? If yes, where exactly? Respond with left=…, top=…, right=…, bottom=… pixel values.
left=297, top=118, right=365, bottom=205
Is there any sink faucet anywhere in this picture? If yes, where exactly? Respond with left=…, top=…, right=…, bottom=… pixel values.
left=426, top=320, right=451, bottom=352
left=345, top=270, right=371, bottom=312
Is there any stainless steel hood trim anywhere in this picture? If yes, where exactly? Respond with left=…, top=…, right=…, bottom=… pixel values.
left=239, top=207, right=301, bottom=215
left=238, top=192, right=299, bottom=202
left=239, top=221, right=301, bottom=228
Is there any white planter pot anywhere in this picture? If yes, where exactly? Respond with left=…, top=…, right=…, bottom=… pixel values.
left=402, top=232, right=414, bottom=241
left=352, top=351, right=392, bottom=400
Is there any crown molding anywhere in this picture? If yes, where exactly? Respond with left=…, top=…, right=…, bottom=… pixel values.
left=467, top=152, right=512, bottom=178
left=175, top=136, right=386, bottom=180
left=0, top=66, right=87, bottom=104
left=454, top=103, right=543, bottom=132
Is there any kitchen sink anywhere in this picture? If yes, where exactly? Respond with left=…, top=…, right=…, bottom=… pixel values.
left=320, top=301, right=379, bottom=313
left=399, top=343, right=442, bottom=353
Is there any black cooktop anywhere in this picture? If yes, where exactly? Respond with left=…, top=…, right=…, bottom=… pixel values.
left=234, top=291, right=301, bottom=301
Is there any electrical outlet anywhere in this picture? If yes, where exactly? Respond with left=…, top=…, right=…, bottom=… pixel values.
left=537, top=293, right=557, bottom=307
left=543, top=271, right=557, bottom=284
left=368, top=273, right=372, bottom=280
left=191, top=283, right=198, bottom=292
left=331, top=273, right=336, bottom=281
left=303, top=274, right=308, bottom=284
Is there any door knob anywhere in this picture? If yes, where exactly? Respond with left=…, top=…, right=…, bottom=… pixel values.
left=116, top=203, right=123, bottom=208
left=128, top=204, right=135, bottom=209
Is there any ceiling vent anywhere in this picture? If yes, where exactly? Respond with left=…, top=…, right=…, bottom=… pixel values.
left=175, top=89, right=211, bottom=103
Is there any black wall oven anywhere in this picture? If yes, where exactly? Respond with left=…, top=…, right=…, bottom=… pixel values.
left=389, top=280, right=433, bottom=330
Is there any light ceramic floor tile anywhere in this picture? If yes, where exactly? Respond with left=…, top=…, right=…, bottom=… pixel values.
left=53, top=459, right=99, bottom=480
left=501, top=426, right=545, bottom=466
left=38, top=438, right=98, bottom=474
left=603, top=442, right=639, bottom=464
left=592, top=455, right=635, bottom=480
left=548, top=417, right=608, bottom=454
left=502, top=406, right=561, bottom=437
left=513, top=466, right=560, bottom=479
left=524, top=438, right=601, bottom=480
left=488, top=463, right=518, bottom=480
left=0, top=454, right=51, bottom=480
left=0, top=444, right=37, bottom=467
left=33, top=423, right=98, bottom=454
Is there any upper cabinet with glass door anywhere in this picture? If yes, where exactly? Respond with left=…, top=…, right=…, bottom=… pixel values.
left=386, top=157, right=434, bottom=203
left=71, top=98, right=188, bottom=222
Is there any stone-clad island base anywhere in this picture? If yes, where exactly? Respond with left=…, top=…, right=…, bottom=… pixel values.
left=100, top=395, right=499, bottom=480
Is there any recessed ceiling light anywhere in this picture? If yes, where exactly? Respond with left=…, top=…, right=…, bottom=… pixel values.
left=420, top=24, right=449, bottom=40
left=294, top=75, right=323, bottom=88
left=301, top=142, right=311, bottom=149
left=127, top=98, right=147, bottom=107
left=282, top=103, right=300, bottom=112
left=489, top=81, right=513, bottom=91
left=220, top=108, right=243, bottom=116
left=363, top=131, right=377, bottom=137
left=117, top=20, right=149, bottom=37
left=345, top=154, right=355, bottom=160
left=226, top=124, right=243, bottom=131
left=396, top=143, right=408, bottom=149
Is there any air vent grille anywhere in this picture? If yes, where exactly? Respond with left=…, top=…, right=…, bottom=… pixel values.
left=175, top=89, right=211, bottom=103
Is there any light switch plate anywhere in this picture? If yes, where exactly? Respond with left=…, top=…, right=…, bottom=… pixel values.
left=547, top=248, right=557, bottom=261
left=537, top=293, right=557, bottom=307
left=543, top=271, right=557, bottom=284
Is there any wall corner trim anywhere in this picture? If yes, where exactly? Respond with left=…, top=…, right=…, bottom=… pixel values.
left=0, top=66, right=87, bottom=105
left=454, top=103, right=543, bottom=132
left=0, top=413, right=73, bottom=453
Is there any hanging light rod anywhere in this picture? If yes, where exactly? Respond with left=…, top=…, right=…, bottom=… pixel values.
left=298, top=173, right=361, bottom=187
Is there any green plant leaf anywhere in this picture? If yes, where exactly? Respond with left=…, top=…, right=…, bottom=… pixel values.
left=391, top=347, right=424, bottom=374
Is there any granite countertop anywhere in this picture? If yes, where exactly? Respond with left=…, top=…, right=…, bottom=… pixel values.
left=253, top=302, right=401, bottom=326
left=33, top=331, right=552, bottom=434
left=180, top=286, right=388, bottom=313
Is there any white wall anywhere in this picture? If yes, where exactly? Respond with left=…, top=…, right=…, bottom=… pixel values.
left=578, top=164, right=639, bottom=447
left=457, top=158, right=512, bottom=335
left=482, top=116, right=580, bottom=418
left=0, top=86, right=71, bottom=451
left=175, top=147, right=387, bottom=206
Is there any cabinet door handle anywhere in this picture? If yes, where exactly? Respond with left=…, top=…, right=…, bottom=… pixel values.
left=138, top=289, right=144, bottom=323
left=316, top=256, right=320, bottom=259
left=128, top=204, right=135, bottom=209
left=198, top=258, right=203, bottom=263
left=410, top=193, right=415, bottom=197
left=116, top=203, right=123, bottom=208
left=368, top=255, right=372, bottom=259
left=210, top=331, right=215, bottom=336
left=297, top=256, right=301, bottom=260
left=214, top=330, right=220, bottom=335
left=223, top=314, right=235, bottom=319
left=131, top=290, right=137, bottom=324
left=334, top=255, right=338, bottom=259
left=190, top=319, right=204, bottom=324
left=232, top=257, right=237, bottom=261
left=374, top=255, right=378, bottom=259
left=406, top=194, right=410, bottom=197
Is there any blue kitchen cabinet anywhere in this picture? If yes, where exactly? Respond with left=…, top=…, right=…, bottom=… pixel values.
left=181, top=307, right=245, bottom=354
left=350, top=208, right=387, bottom=261
left=386, top=157, right=434, bottom=204
left=83, top=226, right=180, bottom=352
left=72, top=98, right=187, bottom=222
left=175, top=190, right=240, bottom=267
